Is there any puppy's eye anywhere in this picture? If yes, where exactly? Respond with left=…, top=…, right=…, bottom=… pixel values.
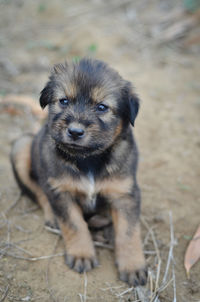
left=97, top=103, right=109, bottom=112
left=59, top=98, right=69, bottom=106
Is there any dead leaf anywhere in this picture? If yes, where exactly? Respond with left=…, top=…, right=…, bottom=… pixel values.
left=184, top=224, right=200, bottom=277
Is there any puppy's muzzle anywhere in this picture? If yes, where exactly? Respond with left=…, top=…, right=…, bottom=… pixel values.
left=68, top=126, right=85, bottom=141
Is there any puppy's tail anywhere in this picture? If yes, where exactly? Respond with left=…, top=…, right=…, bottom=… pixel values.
left=10, top=134, right=37, bottom=203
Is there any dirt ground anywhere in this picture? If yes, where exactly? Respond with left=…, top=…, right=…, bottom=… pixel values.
left=0, top=0, right=200, bottom=301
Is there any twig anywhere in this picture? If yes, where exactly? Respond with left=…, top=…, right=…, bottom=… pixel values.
left=0, top=242, right=33, bottom=257
left=143, top=226, right=156, bottom=248
left=4, top=193, right=22, bottom=215
left=136, top=287, right=151, bottom=302
left=144, top=251, right=157, bottom=255
left=158, top=277, right=173, bottom=293
left=0, top=285, right=9, bottom=302
left=116, top=287, right=133, bottom=297
left=14, top=224, right=32, bottom=234
left=154, top=258, right=161, bottom=295
left=1, top=251, right=64, bottom=261
left=18, top=205, right=39, bottom=215
left=148, top=270, right=153, bottom=301
left=94, top=241, right=113, bottom=250
left=167, top=212, right=177, bottom=302
left=0, top=287, right=47, bottom=301
left=10, top=243, right=34, bottom=256
left=13, top=237, right=36, bottom=245
left=78, top=271, right=88, bottom=302
left=45, top=225, right=61, bottom=235
left=141, top=217, right=161, bottom=302
left=1, top=213, right=11, bottom=246
left=78, top=294, right=84, bottom=302
left=153, top=212, right=176, bottom=302
left=162, top=212, right=175, bottom=285
left=83, top=271, right=88, bottom=302
left=45, top=236, right=60, bottom=302
left=101, top=284, right=124, bottom=291
left=172, top=266, right=177, bottom=302
left=6, top=220, right=11, bottom=245
left=141, top=218, right=161, bottom=261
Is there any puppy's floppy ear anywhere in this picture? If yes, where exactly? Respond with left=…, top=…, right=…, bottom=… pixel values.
left=39, top=81, right=54, bottom=109
left=128, top=93, right=140, bottom=127
left=122, top=82, right=140, bottom=127
left=39, top=63, right=68, bottom=109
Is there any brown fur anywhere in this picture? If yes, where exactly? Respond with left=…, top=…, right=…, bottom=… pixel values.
left=59, top=202, right=97, bottom=272
left=49, top=176, right=133, bottom=198
left=112, top=209, right=147, bottom=285
left=10, top=135, right=55, bottom=225
left=10, top=58, right=147, bottom=286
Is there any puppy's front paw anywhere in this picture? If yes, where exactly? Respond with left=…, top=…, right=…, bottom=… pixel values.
left=119, top=266, right=148, bottom=287
left=64, top=232, right=98, bottom=273
left=116, top=253, right=148, bottom=287
left=65, top=254, right=99, bottom=273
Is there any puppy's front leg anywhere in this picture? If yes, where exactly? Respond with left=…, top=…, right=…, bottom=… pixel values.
left=50, top=193, right=98, bottom=273
left=111, top=197, right=147, bottom=286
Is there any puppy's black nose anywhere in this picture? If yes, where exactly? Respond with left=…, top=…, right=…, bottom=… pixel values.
left=68, top=127, right=85, bottom=140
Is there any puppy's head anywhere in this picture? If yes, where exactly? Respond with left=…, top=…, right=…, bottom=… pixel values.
left=40, top=58, right=139, bottom=157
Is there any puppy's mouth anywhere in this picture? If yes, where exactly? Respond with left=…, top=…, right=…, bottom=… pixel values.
left=56, top=142, right=103, bottom=157
left=65, top=143, right=92, bottom=151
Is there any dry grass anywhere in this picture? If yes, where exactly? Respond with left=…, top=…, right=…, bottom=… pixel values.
left=0, top=184, right=177, bottom=301
left=2, top=200, right=177, bottom=302
left=0, top=197, right=177, bottom=301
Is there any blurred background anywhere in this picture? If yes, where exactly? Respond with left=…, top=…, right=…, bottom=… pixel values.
left=0, top=0, right=200, bottom=301
left=0, top=0, right=200, bottom=96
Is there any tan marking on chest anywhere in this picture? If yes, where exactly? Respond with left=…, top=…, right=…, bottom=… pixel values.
left=96, top=177, right=133, bottom=198
left=48, top=175, right=133, bottom=201
left=48, top=175, right=95, bottom=197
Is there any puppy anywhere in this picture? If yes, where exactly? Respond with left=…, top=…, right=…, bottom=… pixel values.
left=10, top=58, right=147, bottom=286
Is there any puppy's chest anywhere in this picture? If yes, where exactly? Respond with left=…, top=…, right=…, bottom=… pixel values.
left=49, top=171, right=133, bottom=209
left=49, top=171, right=99, bottom=210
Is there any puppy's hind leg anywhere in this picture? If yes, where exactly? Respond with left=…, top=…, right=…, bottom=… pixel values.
left=10, top=134, right=56, bottom=228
